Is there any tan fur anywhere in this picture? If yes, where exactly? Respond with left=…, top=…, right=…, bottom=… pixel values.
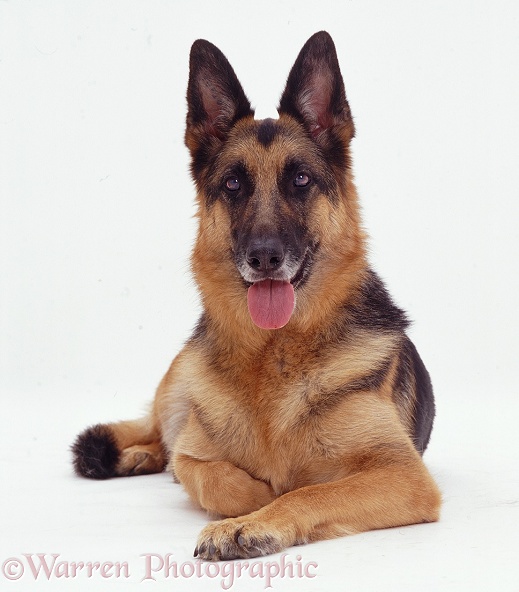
left=78, top=33, right=441, bottom=560
left=107, top=264, right=440, bottom=556
left=102, top=122, right=441, bottom=554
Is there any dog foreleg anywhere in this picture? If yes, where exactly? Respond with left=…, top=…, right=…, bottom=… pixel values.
left=174, top=454, right=276, bottom=518
left=194, top=455, right=441, bottom=560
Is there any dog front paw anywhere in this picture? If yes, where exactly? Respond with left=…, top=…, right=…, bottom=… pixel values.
left=194, top=518, right=287, bottom=561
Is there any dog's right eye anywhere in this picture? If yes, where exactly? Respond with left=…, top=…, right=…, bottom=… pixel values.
left=294, top=172, right=311, bottom=188
left=225, top=177, right=241, bottom=192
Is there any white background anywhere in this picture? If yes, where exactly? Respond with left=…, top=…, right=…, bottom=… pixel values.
left=1, top=1, right=518, bottom=590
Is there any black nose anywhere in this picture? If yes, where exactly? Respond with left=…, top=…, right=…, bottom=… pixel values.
left=246, top=236, right=285, bottom=273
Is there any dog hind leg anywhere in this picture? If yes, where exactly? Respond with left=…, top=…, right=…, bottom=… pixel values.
left=72, top=416, right=166, bottom=479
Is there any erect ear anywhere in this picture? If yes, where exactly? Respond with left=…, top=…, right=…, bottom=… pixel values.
left=185, top=39, right=253, bottom=156
left=278, top=31, right=354, bottom=145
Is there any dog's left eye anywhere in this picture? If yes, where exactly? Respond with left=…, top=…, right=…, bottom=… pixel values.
left=225, top=176, right=241, bottom=192
left=294, top=173, right=311, bottom=187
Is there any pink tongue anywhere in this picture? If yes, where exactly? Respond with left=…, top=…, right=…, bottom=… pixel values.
left=247, top=280, right=295, bottom=330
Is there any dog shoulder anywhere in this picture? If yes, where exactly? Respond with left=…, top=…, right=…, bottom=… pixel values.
left=345, top=268, right=409, bottom=333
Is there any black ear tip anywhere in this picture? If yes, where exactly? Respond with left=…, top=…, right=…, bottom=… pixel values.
left=310, top=30, right=333, bottom=42
left=303, top=31, right=337, bottom=55
left=189, top=39, right=222, bottom=61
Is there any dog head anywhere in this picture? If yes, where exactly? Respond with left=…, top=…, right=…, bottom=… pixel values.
left=185, top=32, right=364, bottom=332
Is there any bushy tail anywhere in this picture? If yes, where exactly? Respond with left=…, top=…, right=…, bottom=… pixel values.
left=72, top=416, right=166, bottom=479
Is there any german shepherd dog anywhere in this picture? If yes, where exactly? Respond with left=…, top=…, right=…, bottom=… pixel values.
left=72, top=31, right=441, bottom=560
